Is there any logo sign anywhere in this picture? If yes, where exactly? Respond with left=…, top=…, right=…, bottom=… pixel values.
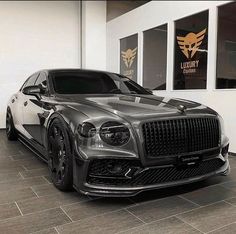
left=176, top=28, right=206, bottom=75
left=174, top=11, right=209, bottom=90
left=177, top=28, right=206, bottom=59
left=120, top=34, right=138, bottom=81
left=121, top=47, right=137, bottom=68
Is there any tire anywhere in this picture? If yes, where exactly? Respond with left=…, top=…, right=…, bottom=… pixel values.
left=6, top=108, right=18, bottom=141
left=47, top=118, right=73, bottom=191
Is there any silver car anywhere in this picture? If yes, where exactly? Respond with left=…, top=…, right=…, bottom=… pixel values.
left=6, top=69, right=230, bottom=196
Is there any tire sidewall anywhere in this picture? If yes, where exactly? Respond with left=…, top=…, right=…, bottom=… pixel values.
left=48, top=117, right=73, bottom=191
left=6, top=108, right=17, bottom=140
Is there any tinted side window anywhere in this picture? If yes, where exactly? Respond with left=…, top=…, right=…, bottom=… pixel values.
left=26, top=74, right=39, bottom=87
left=21, top=73, right=39, bottom=90
left=35, top=72, right=47, bottom=87
left=35, top=72, right=48, bottom=95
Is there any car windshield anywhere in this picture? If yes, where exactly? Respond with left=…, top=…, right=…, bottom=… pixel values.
left=51, top=72, right=150, bottom=95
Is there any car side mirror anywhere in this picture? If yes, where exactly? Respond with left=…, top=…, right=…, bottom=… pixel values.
left=22, top=85, right=42, bottom=99
left=144, top=88, right=153, bottom=94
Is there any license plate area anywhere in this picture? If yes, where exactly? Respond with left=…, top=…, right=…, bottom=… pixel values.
left=176, top=154, right=202, bottom=169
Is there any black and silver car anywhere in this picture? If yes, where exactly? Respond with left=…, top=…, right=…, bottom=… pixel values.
left=6, top=69, right=230, bottom=196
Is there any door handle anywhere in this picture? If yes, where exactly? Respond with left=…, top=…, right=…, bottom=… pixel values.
left=24, top=101, right=28, bottom=106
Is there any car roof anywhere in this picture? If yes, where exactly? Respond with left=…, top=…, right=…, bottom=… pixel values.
left=39, top=68, right=117, bottom=77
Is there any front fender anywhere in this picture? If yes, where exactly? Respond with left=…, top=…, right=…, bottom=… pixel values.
left=43, top=106, right=88, bottom=156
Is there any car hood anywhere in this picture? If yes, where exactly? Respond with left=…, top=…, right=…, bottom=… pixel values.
left=56, top=94, right=217, bottom=121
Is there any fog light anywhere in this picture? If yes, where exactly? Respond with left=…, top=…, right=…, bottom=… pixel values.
left=107, top=163, right=124, bottom=175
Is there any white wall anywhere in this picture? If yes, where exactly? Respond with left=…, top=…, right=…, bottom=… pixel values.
left=0, top=1, right=81, bottom=128
left=106, top=1, right=236, bottom=151
left=81, top=1, right=106, bottom=70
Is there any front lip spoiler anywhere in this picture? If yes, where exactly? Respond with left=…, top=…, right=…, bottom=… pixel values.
left=77, top=159, right=230, bottom=197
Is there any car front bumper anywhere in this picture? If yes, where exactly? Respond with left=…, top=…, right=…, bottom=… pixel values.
left=73, top=152, right=230, bottom=197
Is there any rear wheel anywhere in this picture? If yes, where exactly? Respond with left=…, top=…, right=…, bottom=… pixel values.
left=6, top=109, right=17, bottom=141
left=48, top=118, right=73, bottom=191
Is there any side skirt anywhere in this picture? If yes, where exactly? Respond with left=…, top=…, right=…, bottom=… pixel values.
left=17, top=132, right=48, bottom=164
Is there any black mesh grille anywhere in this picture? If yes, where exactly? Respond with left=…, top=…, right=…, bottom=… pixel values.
left=142, top=118, right=220, bottom=158
left=87, top=158, right=225, bottom=187
left=88, top=159, right=140, bottom=177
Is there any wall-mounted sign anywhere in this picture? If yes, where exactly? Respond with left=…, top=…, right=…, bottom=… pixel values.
left=120, top=34, right=138, bottom=81
left=174, top=11, right=208, bottom=90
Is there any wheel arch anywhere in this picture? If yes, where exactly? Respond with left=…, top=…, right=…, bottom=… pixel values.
left=44, top=105, right=90, bottom=159
left=45, top=112, right=75, bottom=157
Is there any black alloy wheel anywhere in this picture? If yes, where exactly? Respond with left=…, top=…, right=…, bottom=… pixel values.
left=48, top=118, right=73, bottom=191
left=6, top=109, right=17, bottom=141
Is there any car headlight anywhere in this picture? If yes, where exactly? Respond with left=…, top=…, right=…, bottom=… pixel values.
left=99, top=121, right=130, bottom=146
left=78, top=122, right=96, bottom=138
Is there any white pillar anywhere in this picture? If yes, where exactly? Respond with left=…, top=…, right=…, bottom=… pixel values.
left=81, top=1, right=106, bottom=70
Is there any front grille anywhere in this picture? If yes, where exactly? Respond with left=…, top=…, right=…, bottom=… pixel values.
left=87, top=158, right=225, bottom=187
left=142, top=118, right=220, bottom=158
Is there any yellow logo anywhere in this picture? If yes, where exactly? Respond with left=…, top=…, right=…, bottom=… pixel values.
left=121, top=47, right=137, bottom=68
left=177, top=28, right=206, bottom=59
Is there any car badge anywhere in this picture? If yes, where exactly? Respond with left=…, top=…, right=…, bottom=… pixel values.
left=177, top=104, right=187, bottom=113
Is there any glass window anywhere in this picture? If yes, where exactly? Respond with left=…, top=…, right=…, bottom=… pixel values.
left=21, top=73, right=39, bottom=90
left=143, top=24, right=167, bottom=90
left=35, top=72, right=48, bottom=94
left=51, top=71, right=149, bottom=95
left=120, top=34, right=138, bottom=82
left=216, top=2, right=236, bottom=89
left=174, top=11, right=208, bottom=90
left=35, top=72, right=47, bottom=87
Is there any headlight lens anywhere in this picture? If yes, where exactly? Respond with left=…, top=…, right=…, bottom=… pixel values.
left=99, top=121, right=130, bottom=146
left=78, top=122, right=96, bottom=138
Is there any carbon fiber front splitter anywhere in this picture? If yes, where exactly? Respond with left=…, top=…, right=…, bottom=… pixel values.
left=73, top=156, right=230, bottom=197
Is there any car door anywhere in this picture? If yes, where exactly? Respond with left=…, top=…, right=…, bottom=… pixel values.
left=22, top=72, right=46, bottom=145
left=11, top=89, right=26, bottom=135
left=13, top=74, right=39, bottom=134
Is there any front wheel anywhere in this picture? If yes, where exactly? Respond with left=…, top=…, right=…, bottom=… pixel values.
left=6, top=109, right=17, bottom=141
left=48, top=118, right=73, bottom=191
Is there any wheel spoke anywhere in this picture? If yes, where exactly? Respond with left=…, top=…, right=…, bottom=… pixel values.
left=56, top=135, right=64, bottom=150
left=49, top=135, right=55, bottom=145
left=48, top=124, right=67, bottom=184
left=6, top=112, right=11, bottom=134
left=57, top=170, right=62, bottom=181
left=53, top=126, right=59, bottom=137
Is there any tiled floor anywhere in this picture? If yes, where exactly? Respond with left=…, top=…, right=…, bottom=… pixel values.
left=0, top=130, right=236, bottom=234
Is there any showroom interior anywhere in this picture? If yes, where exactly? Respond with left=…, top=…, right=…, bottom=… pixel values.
left=1, top=0, right=236, bottom=233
